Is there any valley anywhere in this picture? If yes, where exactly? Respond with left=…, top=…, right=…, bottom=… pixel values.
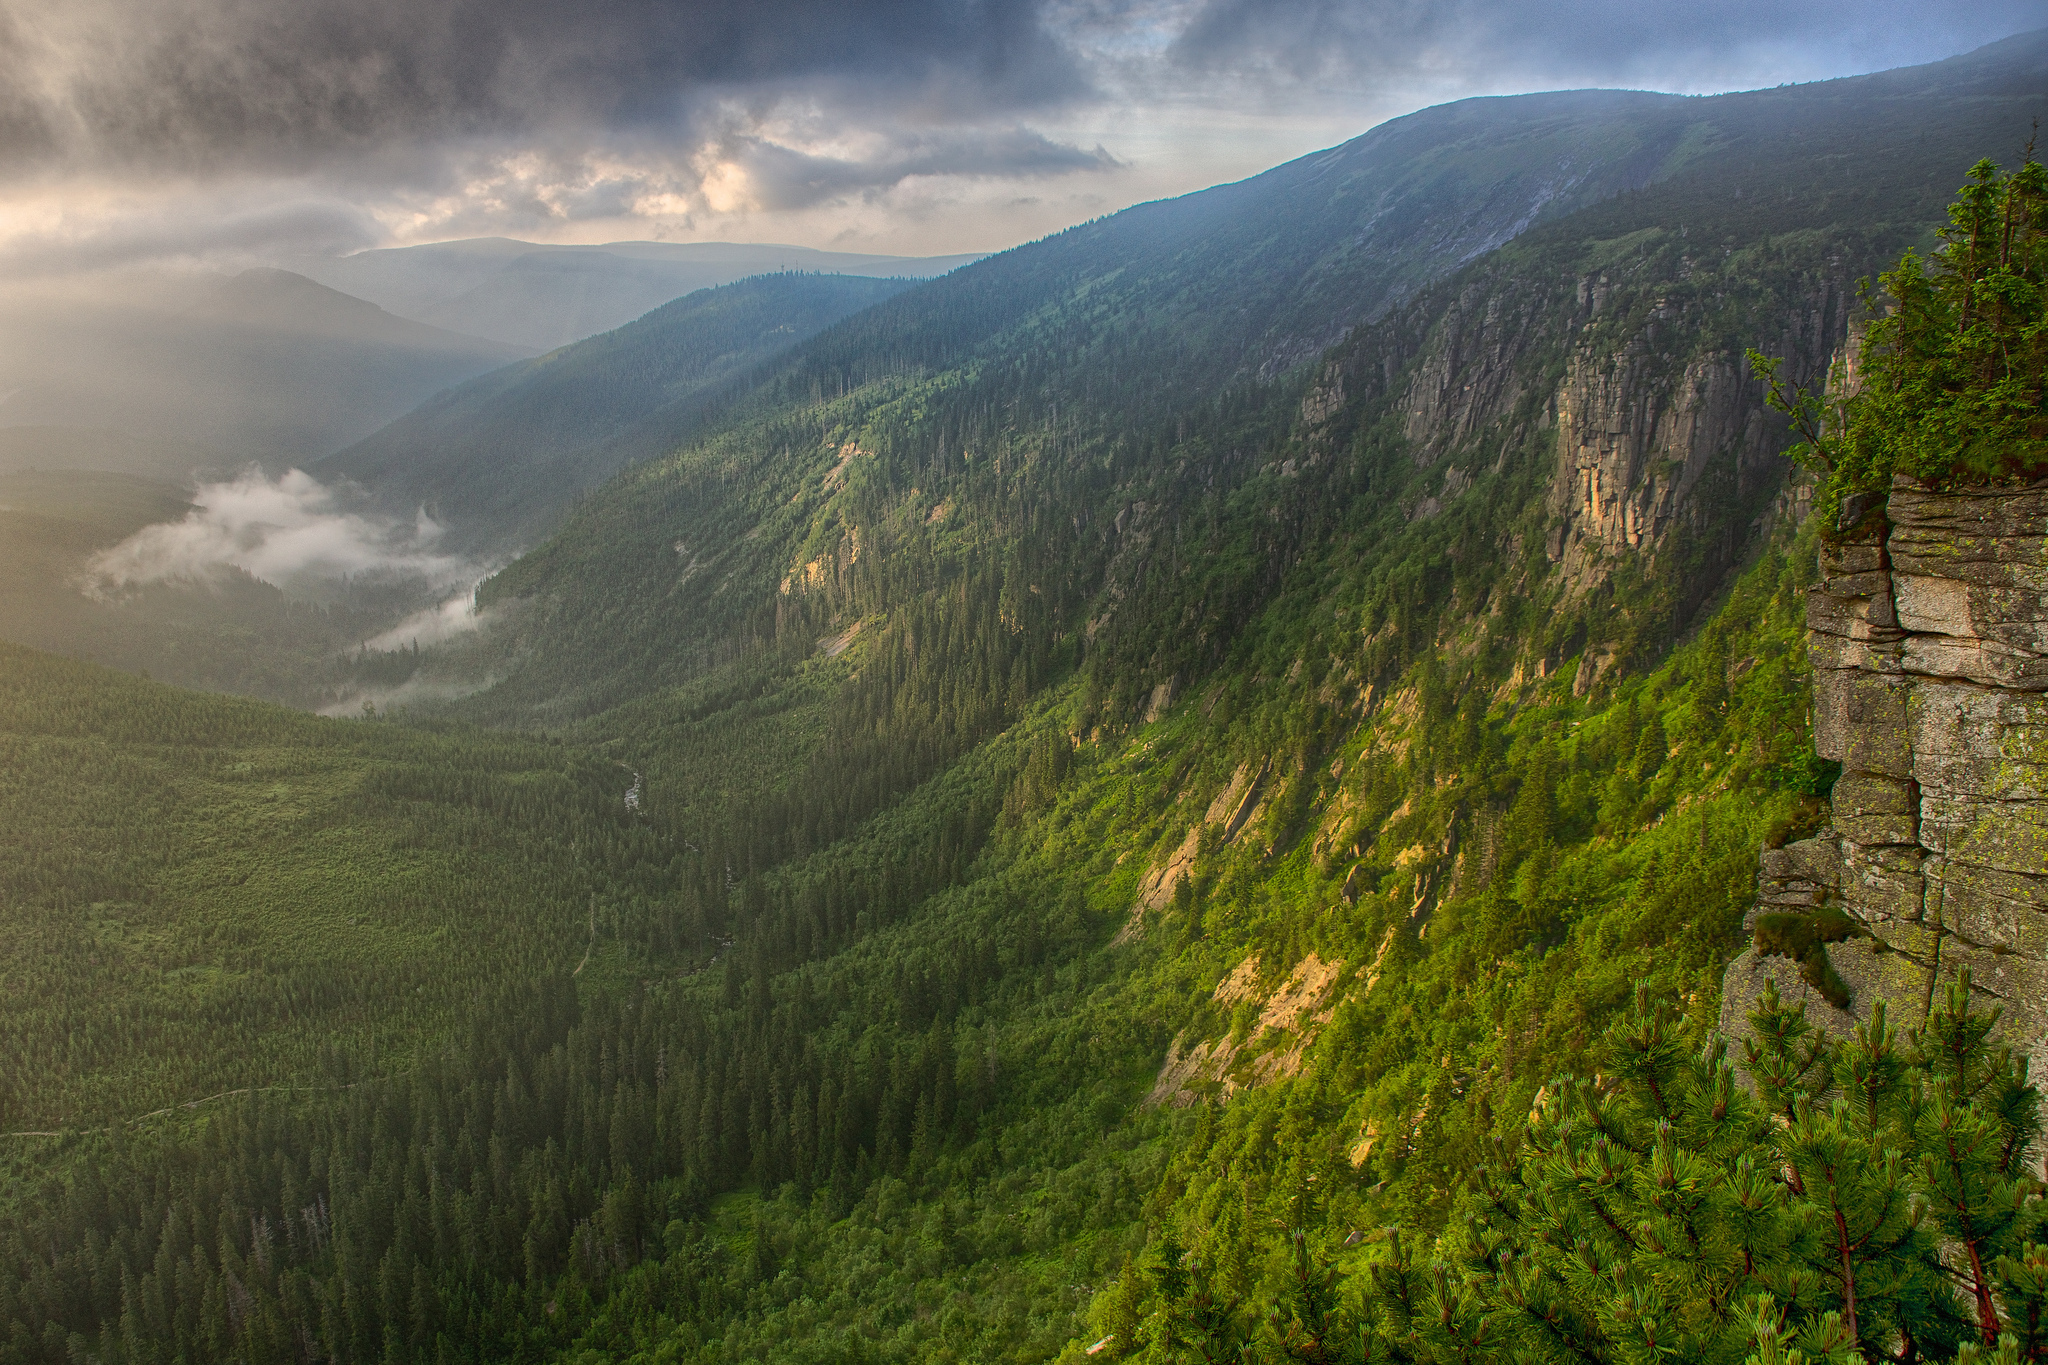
left=2, top=27, right=2046, bottom=1365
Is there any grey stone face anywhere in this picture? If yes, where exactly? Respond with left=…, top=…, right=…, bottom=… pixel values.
left=1722, top=475, right=2048, bottom=1083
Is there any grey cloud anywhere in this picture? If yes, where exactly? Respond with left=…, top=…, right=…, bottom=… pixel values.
left=726, top=127, right=1119, bottom=211
left=83, top=468, right=478, bottom=594
left=5, top=0, right=1095, bottom=178
left=9, top=0, right=2039, bottom=274
left=0, top=12, right=57, bottom=160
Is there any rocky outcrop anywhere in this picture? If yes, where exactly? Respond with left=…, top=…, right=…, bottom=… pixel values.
left=1127, top=761, right=1270, bottom=929
left=1720, top=477, right=2048, bottom=1075
left=1148, top=953, right=1346, bottom=1107
left=1538, top=284, right=1850, bottom=692
left=1297, top=241, right=1858, bottom=698
left=1546, top=352, right=1781, bottom=605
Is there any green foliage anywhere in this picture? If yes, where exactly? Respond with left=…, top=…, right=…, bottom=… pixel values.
left=1126, top=981, right=2042, bottom=1365
left=1751, top=910, right=1870, bottom=1009
left=1751, top=154, right=2048, bottom=527
left=0, top=642, right=655, bottom=1128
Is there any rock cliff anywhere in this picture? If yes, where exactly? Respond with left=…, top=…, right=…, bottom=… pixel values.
left=1296, top=235, right=1860, bottom=696
left=1720, top=476, right=2048, bottom=1073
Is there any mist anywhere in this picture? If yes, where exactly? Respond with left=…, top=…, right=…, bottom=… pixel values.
left=0, top=266, right=521, bottom=481
left=84, top=467, right=480, bottom=598
left=362, top=588, right=498, bottom=651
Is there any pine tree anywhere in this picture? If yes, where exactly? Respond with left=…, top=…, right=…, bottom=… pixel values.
left=1750, top=153, right=2048, bottom=524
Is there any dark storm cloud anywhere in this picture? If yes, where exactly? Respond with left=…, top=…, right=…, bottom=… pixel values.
left=15, top=0, right=2044, bottom=186
left=1165, top=0, right=2048, bottom=86
left=3, top=0, right=1093, bottom=177
left=0, top=12, right=57, bottom=160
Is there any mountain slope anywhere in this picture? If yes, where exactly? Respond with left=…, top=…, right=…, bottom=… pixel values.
left=319, top=273, right=920, bottom=547
left=465, top=30, right=2047, bottom=726
left=312, top=31, right=2047, bottom=613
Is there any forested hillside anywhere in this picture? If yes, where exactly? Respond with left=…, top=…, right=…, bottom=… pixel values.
left=0, top=643, right=664, bottom=1131
left=320, top=274, right=922, bottom=548
left=463, top=30, right=2043, bottom=723
left=3, top=30, right=2046, bottom=1365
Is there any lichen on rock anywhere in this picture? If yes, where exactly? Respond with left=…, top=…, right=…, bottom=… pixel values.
left=1720, top=475, right=2048, bottom=1078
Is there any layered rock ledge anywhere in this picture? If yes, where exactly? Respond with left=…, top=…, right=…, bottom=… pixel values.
left=1720, top=476, right=2048, bottom=1072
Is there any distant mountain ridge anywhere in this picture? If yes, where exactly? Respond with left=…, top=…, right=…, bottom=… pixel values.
left=335, top=29, right=2048, bottom=642
left=0, top=268, right=523, bottom=479
left=282, top=239, right=984, bottom=351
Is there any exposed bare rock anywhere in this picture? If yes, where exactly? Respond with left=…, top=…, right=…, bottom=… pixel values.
left=1305, top=246, right=1854, bottom=690
left=1148, top=953, right=1346, bottom=1107
left=1127, top=761, right=1270, bottom=929
left=1213, top=954, right=1262, bottom=1004
left=1255, top=953, right=1344, bottom=1034
left=1207, top=760, right=1268, bottom=841
left=1132, top=828, right=1200, bottom=921
left=1720, top=477, right=2048, bottom=1078
left=1142, top=676, right=1179, bottom=723
left=1546, top=353, right=1780, bottom=609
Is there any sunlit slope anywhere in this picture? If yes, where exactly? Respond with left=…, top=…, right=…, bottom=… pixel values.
left=0, top=464, right=1827, bottom=1365
left=0, top=642, right=659, bottom=1130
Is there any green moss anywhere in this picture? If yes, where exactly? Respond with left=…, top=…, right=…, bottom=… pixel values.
left=1753, top=907, right=1870, bottom=1008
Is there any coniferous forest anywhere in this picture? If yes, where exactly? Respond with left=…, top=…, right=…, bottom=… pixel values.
left=4, top=29, right=2048, bottom=1365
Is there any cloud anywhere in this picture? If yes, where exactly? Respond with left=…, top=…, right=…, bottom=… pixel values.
left=84, top=467, right=476, bottom=594
left=1, top=0, right=1092, bottom=179
left=1, top=0, right=2040, bottom=267
left=0, top=192, right=380, bottom=277
left=0, top=0, right=1127, bottom=271
left=361, top=589, right=495, bottom=651
left=315, top=670, right=494, bottom=718
left=702, top=124, right=1120, bottom=213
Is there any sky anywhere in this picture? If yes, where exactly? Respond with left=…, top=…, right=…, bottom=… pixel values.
left=2, top=0, right=2044, bottom=272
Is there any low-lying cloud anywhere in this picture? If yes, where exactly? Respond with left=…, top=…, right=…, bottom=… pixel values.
left=84, top=467, right=475, bottom=595
left=362, top=589, right=495, bottom=651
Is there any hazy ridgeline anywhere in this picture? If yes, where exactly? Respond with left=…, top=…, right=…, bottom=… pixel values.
left=2, top=30, right=2045, bottom=1365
